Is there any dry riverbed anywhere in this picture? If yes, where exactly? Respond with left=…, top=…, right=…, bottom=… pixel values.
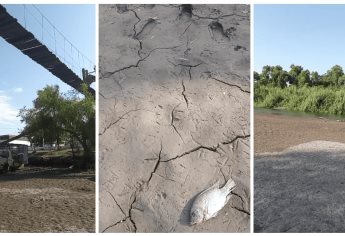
left=0, top=167, right=95, bottom=233
left=255, top=112, right=345, bottom=153
left=255, top=112, right=345, bottom=232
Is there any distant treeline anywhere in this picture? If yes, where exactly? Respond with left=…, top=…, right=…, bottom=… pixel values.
left=254, top=65, right=345, bottom=115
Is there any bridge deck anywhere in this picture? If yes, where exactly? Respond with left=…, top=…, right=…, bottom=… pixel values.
left=0, top=5, right=95, bottom=96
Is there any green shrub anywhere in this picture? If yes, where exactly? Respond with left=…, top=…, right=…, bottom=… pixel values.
left=255, top=85, right=345, bottom=115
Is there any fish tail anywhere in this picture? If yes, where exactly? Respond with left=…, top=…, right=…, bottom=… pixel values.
left=223, top=178, right=236, bottom=193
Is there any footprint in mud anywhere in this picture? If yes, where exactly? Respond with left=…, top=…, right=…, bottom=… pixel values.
left=116, top=5, right=128, bottom=13
left=157, top=192, right=167, bottom=199
left=209, top=22, right=236, bottom=42
left=143, top=4, right=155, bottom=9
left=209, top=21, right=227, bottom=41
left=224, top=26, right=236, bottom=39
left=135, top=18, right=159, bottom=40
left=234, top=45, right=247, bottom=51
left=179, top=4, right=193, bottom=20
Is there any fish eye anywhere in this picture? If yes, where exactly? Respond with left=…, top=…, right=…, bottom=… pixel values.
left=191, top=212, right=196, bottom=217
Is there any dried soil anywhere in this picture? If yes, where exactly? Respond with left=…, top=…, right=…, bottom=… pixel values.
left=99, top=4, right=250, bottom=233
left=254, top=112, right=345, bottom=153
left=0, top=167, right=95, bottom=233
left=255, top=112, right=345, bottom=232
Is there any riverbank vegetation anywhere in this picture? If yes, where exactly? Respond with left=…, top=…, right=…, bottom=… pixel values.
left=254, top=65, right=345, bottom=115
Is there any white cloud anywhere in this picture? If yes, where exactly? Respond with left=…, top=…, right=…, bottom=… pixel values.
left=0, top=92, right=20, bottom=126
left=13, top=87, right=23, bottom=93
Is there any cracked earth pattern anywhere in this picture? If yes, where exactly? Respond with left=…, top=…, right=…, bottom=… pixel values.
left=99, top=4, right=250, bottom=233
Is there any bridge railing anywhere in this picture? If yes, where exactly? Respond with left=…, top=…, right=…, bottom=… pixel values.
left=4, top=4, right=94, bottom=79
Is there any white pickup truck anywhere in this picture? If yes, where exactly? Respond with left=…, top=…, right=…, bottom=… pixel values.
left=0, top=147, right=16, bottom=173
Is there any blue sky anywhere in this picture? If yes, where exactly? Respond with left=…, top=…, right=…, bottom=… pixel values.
left=255, top=4, right=345, bottom=75
left=0, top=4, right=95, bottom=134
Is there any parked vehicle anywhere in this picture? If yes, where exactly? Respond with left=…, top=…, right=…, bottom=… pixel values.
left=0, top=146, right=15, bottom=173
left=0, top=134, right=30, bottom=173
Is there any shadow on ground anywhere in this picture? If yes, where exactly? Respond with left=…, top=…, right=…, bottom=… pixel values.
left=254, top=141, right=345, bottom=233
left=0, top=167, right=95, bottom=182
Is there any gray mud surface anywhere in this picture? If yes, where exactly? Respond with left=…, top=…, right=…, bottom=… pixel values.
left=99, top=4, right=250, bottom=232
left=255, top=141, right=345, bottom=233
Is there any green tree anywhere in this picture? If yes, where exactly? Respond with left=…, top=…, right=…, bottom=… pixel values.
left=19, top=86, right=62, bottom=147
left=254, top=71, right=260, bottom=81
left=310, top=71, right=319, bottom=85
left=297, top=70, right=311, bottom=86
left=261, top=65, right=272, bottom=80
left=19, top=84, right=95, bottom=169
left=338, top=75, right=345, bottom=86
left=289, top=64, right=303, bottom=85
left=271, top=65, right=290, bottom=88
left=323, top=65, right=344, bottom=86
left=59, top=85, right=95, bottom=167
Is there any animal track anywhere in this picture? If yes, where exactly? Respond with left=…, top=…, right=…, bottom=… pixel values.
left=234, top=45, right=246, bottom=51
left=116, top=5, right=128, bottom=13
left=179, top=4, right=193, bottom=19
left=225, top=26, right=236, bottom=39
left=144, top=5, right=155, bottom=9
left=209, top=21, right=237, bottom=41
left=209, top=21, right=226, bottom=41
left=135, top=18, right=159, bottom=40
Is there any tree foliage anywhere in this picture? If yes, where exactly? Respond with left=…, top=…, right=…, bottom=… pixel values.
left=19, top=84, right=95, bottom=168
left=254, top=64, right=345, bottom=115
left=255, top=64, right=345, bottom=87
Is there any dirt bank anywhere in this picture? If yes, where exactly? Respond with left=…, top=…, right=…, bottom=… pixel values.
left=0, top=167, right=95, bottom=232
left=254, top=112, right=345, bottom=153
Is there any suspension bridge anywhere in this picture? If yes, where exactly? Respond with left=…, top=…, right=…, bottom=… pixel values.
left=0, top=4, right=95, bottom=96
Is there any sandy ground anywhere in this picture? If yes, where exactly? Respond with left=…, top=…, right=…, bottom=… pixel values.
left=99, top=4, right=250, bottom=233
left=0, top=167, right=95, bottom=233
left=255, top=112, right=345, bottom=153
left=255, top=112, right=345, bottom=232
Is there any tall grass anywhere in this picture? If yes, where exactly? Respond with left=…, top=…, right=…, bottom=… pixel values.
left=255, top=85, right=345, bottom=115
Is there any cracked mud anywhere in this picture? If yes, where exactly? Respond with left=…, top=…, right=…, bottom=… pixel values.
left=99, top=4, right=250, bottom=232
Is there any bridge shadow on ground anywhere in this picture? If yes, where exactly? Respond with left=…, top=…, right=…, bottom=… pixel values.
left=254, top=147, right=345, bottom=232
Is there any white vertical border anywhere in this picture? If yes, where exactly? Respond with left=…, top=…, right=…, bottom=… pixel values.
left=250, top=2, right=254, bottom=233
left=95, top=2, right=99, bottom=234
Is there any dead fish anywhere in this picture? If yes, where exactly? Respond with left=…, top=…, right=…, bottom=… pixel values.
left=190, top=178, right=236, bottom=225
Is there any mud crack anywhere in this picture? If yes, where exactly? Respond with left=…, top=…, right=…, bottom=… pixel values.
left=210, top=76, right=250, bottom=93
left=131, top=9, right=143, bottom=58
left=162, top=134, right=250, bottom=163
left=181, top=80, right=189, bottom=107
left=183, top=63, right=203, bottom=80
left=102, top=44, right=183, bottom=78
left=192, top=12, right=248, bottom=20
left=179, top=21, right=194, bottom=38
left=100, top=109, right=142, bottom=136
left=128, top=193, right=137, bottom=232
left=232, top=192, right=250, bottom=215
left=102, top=191, right=130, bottom=233
left=232, top=205, right=250, bottom=216
left=167, top=61, right=203, bottom=80
left=147, top=142, right=163, bottom=184
left=102, top=216, right=130, bottom=233
left=107, top=191, right=126, bottom=217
